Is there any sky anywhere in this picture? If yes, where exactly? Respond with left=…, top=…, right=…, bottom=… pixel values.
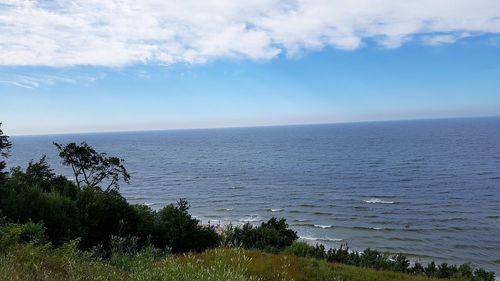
left=1, top=0, right=500, bottom=135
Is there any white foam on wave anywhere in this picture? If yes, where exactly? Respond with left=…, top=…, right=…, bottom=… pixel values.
left=216, top=208, right=233, bottom=211
left=239, top=215, right=261, bottom=222
left=300, top=236, right=343, bottom=242
left=144, top=202, right=155, bottom=206
left=314, top=224, right=333, bottom=229
left=364, top=198, right=394, bottom=204
left=270, top=208, right=283, bottom=212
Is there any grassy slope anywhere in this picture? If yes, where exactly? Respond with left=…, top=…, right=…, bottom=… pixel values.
left=0, top=244, right=443, bottom=281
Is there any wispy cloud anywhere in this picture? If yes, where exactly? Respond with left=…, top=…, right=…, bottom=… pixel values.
left=0, top=73, right=103, bottom=89
left=0, top=0, right=499, bottom=67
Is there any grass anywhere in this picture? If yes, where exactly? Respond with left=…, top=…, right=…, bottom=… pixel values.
left=0, top=243, right=446, bottom=281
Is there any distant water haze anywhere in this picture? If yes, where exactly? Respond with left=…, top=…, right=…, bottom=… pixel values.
left=6, top=117, right=500, bottom=274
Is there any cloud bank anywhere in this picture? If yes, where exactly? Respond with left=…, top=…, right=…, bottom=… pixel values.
left=1, top=0, right=499, bottom=67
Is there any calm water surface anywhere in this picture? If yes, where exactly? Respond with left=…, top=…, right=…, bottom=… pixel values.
left=7, top=117, right=500, bottom=273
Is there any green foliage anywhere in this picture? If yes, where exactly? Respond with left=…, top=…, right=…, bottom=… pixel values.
left=0, top=222, right=46, bottom=251
left=75, top=187, right=136, bottom=250
left=0, top=175, right=81, bottom=245
left=0, top=139, right=220, bottom=254
left=153, top=199, right=220, bottom=253
left=303, top=242, right=494, bottom=281
left=326, top=243, right=361, bottom=265
left=473, top=268, right=496, bottom=281
left=0, top=122, right=12, bottom=183
left=222, top=217, right=298, bottom=251
left=284, top=241, right=326, bottom=259
left=54, top=141, right=130, bottom=191
left=1, top=171, right=220, bottom=253
left=0, top=245, right=448, bottom=281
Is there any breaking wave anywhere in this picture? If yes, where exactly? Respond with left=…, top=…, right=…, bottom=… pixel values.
left=364, top=198, right=394, bottom=204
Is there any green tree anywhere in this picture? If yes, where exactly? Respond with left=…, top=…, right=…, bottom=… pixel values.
left=54, top=142, right=130, bottom=191
left=0, top=123, right=12, bottom=183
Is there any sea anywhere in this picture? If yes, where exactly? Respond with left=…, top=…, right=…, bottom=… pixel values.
left=6, top=117, right=500, bottom=274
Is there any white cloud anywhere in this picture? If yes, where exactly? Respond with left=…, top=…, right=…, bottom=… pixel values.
left=0, top=74, right=73, bottom=89
left=0, top=73, right=102, bottom=89
left=0, top=0, right=499, bottom=67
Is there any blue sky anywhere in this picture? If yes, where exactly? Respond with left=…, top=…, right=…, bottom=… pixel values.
left=1, top=1, right=500, bottom=135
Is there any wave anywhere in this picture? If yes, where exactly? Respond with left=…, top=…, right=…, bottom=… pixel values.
left=269, top=208, right=283, bottom=212
left=293, top=223, right=334, bottom=229
left=293, top=219, right=311, bottom=222
left=144, top=202, right=155, bottom=206
left=217, top=208, right=233, bottom=211
left=300, top=236, right=343, bottom=242
left=239, top=215, right=261, bottom=222
left=364, top=198, right=394, bottom=204
left=314, top=224, right=333, bottom=229
left=313, top=211, right=334, bottom=216
left=352, top=226, right=389, bottom=231
left=486, top=215, right=500, bottom=219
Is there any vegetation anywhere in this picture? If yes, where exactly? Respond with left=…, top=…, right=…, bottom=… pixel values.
left=0, top=231, right=452, bottom=281
left=0, top=122, right=12, bottom=183
left=221, top=218, right=298, bottom=251
left=0, top=123, right=496, bottom=281
left=0, top=135, right=218, bottom=253
left=54, top=142, right=130, bottom=191
left=284, top=242, right=495, bottom=281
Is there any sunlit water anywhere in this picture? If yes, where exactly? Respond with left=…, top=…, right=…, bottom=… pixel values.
left=7, top=117, right=500, bottom=274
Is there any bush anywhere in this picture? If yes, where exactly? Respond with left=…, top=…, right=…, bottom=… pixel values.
left=222, top=217, right=298, bottom=251
left=0, top=163, right=220, bottom=254
left=359, top=248, right=390, bottom=269
left=153, top=199, right=220, bottom=253
left=76, top=187, right=136, bottom=250
left=326, top=243, right=360, bottom=265
left=473, top=268, right=495, bottom=281
left=0, top=222, right=46, bottom=252
left=0, top=178, right=80, bottom=245
left=284, top=241, right=326, bottom=259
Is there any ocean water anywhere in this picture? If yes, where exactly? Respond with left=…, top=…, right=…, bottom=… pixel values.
left=6, top=117, right=500, bottom=273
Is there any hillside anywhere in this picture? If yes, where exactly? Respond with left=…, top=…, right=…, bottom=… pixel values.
left=1, top=244, right=446, bottom=281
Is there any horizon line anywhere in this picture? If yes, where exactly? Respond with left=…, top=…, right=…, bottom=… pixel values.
left=8, top=115, right=500, bottom=138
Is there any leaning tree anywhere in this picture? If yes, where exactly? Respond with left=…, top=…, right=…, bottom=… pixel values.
left=54, top=142, right=130, bottom=192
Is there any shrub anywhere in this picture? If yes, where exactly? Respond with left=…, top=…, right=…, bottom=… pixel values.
left=0, top=164, right=220, bottom=254
left=76, top=187, right=136, bottom=250
left=222, top=217, right=298, bottom=251
left=153, top=199, right=220, bottom=253
left=425, top=261, right=438, bottom=277
left=473, top=268, right=495, bottom=281
left=0, top=178, right=80, bottom=245
left=359, top=248, right=390, bottom=269
left=409, top=262, right=425, bottom=275
left=389, top=253, right=410, bottom=272
left=0, top=222, right=46, bottom=252
left=284, top=241, right=326, bottom=259
left=110, top=235, right=141, bottom=256
left=326, top=243, right=361, bottom=265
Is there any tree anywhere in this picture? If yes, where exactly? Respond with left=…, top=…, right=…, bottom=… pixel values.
left=54, top=142, right=130, bottom=191
left=0, top=123, right=12, bottom=182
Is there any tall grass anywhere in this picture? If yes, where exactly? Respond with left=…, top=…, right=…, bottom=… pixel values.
left=0, top=243, right=450, bottom=281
